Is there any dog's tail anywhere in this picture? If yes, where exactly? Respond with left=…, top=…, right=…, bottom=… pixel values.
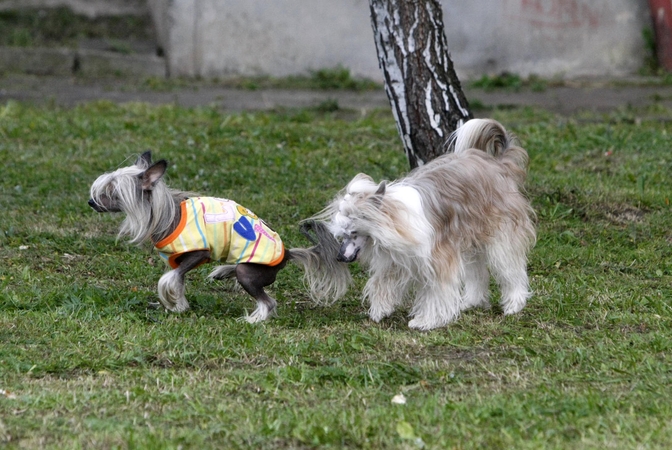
left=447, top=118, right=528, bottom=183
left=287, top=220, right=352, bottom=304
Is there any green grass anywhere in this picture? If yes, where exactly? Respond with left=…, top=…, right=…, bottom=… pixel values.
left=140, top=67, right=381, bottom=92
left=230, top=67, right=381, bottom=92
left=0, top=99, right=671, bottom=449
left=470, top=73, right=548, bottom=92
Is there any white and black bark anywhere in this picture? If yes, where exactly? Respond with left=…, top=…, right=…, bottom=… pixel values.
left=369, top=0, right=472, bottom=168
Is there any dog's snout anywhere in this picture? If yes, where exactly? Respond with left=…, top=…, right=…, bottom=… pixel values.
left=337, top=238, right=361, bottom=263
left=336, top=250, right=357, bottom=263
left=336, top=252, right=353, bottom=263
left=88, top=198, right=106, bottom=212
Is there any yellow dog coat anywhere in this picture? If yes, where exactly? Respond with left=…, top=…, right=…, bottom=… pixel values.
left=155, top=197, right=285, bottom=269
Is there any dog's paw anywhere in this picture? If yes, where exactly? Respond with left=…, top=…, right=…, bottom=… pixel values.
left=159, top=299, right=189, bottom=313
left=156, top=292, right=189, bottom=312
left=368, top=306, right=393, bottom=323
left=501, top=290, right=528, bottom=316
left=502, top=301, right=526, bottom=316
left=245, top=312, right=267, bottom=324
left=408, top=317, right=443, bottom=331
left=157, top=271, right=189, bottom=312
left=171, top=301, right=190, bottom=313
left=242, top=304, right=276, bottom=323
left=460, top=295, right=491, bottom=311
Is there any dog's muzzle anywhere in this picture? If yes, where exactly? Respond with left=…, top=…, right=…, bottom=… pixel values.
left=337, top=235, right=367, bottom=263
left=88, top=198, right=106, bottom=212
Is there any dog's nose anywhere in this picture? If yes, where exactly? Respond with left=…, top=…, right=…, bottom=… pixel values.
left=88, top=198, right=104, bottom=212
left=337, top=241, right=359, bottom=263
left=336, top=253, right=353, bottom=263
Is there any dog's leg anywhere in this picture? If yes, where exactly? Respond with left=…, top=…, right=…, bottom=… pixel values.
left=461, top=251, right=491, bottom=311
left=235, top=261, right=286, bottom=323
left=364, top=263, right=410, bottom=322
left=487, top=234, right=531, bottom=316
left=409, top=279, right=461, bottom=331
left=157, top=250, right=210, bottom=313
left=157, top=270, right=187, bottom=312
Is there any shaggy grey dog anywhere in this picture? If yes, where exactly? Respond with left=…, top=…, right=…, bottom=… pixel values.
left=311, top=119, right=536, bottom=330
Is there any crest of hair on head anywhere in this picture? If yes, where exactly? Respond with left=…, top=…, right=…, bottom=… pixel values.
left=89, top=158, right=190, bottom=245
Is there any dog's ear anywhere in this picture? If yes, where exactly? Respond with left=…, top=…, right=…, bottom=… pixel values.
left=370, top=181, right=386, bottom=207
left=140, top=160, right=168, bottom=190
left=375, top=181, right=386, bottom=196
left=136, top=150, right=153, bottom=168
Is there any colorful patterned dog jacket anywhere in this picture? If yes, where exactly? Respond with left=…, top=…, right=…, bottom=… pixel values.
left=155, top=197, right=285, bottom=269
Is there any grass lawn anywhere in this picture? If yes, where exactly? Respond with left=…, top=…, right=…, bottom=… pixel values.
left=0, top=98, right=671, bottom=449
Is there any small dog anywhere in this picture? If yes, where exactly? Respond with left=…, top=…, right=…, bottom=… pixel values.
left=89, top=151, right=350, bottom=322
left=312, top=118, right=536, bottom=330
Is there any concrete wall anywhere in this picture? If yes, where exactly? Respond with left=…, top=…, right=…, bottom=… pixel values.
left=447, top=0, right=651, bottom=79
left=148, top=0, right=380, bottom=79
left=1, top=0, right=653, bottom=80
left=150, top=0, right=652, bottom=81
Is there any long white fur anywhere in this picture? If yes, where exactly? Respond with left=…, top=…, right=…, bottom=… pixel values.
left=244, top=302, right=274, bottom=323
left=449, top=118, right=492, bottom=154
left=157, top=270, right=189, bottom=313
left=89, top=164, right=181, bottom=245
left=315, top=118, right=536, bottom=330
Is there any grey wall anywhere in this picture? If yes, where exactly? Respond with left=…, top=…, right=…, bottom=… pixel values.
left=445, top=0, right=650, bottom=79
left=149, top=0, right=379, bottom=79
left=1, top=0, right=653, bottom=80
left=150, top=0, right=651, bottom=81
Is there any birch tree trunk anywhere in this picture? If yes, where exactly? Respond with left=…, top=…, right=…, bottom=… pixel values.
left=369, top=0, right=472, bottom=168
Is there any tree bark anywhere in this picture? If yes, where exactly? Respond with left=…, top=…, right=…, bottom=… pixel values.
left=369, top=0, right=472, bottom=168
